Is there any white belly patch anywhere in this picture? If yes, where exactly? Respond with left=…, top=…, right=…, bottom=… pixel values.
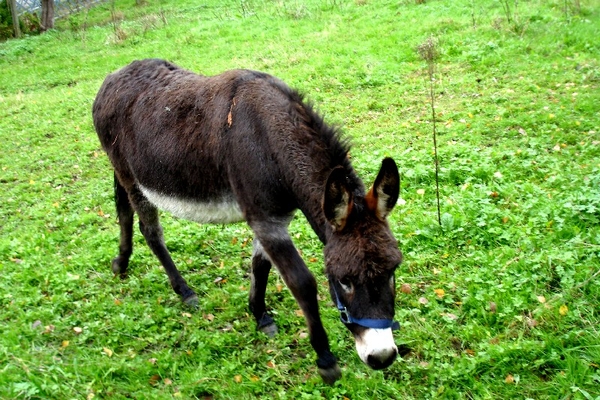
left=139, top=185, right=244, bottom=224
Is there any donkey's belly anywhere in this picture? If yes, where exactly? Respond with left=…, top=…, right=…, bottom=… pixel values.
left=140, top=185, right=244, bottom=224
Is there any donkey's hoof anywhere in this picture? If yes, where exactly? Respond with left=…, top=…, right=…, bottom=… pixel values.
left=183, top=293, right=199, bottom=309
left=111, top=256, right=127, bottom=277
left=318, top=364, right=342, bottom=385
left=257, top=314, right=277, bottom=337
left=259, top=323, right=278, bottom=337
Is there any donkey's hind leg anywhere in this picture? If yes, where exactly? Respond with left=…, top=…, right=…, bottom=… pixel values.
left=128, top=186, right=199, bottom=307
left=112, top=173, right=134, bottom=277
left=249, top=239, right=277, bottom=337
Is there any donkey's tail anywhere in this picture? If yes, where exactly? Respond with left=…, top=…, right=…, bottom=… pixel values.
left=111, top=172, right=135, bottom=276
left=113, top=172, right=133, bottom=218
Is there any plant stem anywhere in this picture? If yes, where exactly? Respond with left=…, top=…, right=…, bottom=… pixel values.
left=429, top=70, right=442, bottom=226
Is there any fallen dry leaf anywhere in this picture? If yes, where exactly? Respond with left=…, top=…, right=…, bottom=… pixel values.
left=526, top=317, right=538, bottom=328
left=559, top=304, right=568, bottom=316
left=400, top=283, right=412, bottom=294
left=103, top=347, right=113, bottom=357
left=73, top=327, right=83, bottom=334
left=434, top=288, right=445, bottom=298
left=234, top=375, right=242, bottom=383
left=418, top=297, right=429, bottom=305
left=505, top=374, right=514, bottom=384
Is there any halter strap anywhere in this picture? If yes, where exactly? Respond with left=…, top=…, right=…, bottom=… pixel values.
left=329, top=277, right=400, bottom=331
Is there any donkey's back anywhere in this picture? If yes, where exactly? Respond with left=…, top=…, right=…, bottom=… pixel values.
left=93, top=59, right=316, bottom=214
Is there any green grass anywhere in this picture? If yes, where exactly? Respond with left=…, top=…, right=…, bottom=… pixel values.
left=1, top=0, right=600, bottom=398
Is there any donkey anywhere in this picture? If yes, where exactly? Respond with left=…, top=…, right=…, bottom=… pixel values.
left=92, top=59, right=402, bottom=383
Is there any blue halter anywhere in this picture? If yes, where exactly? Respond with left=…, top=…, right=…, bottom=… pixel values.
left=329, top=277, right=400, bottom=330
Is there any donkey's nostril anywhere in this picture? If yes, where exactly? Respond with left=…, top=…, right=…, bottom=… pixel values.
left=367, top=347, right=398, bottom=370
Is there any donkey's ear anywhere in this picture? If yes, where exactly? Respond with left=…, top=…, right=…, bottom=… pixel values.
left=365, top=158, right=400, bottom=220
left=323, top=167, right=354, bottom=231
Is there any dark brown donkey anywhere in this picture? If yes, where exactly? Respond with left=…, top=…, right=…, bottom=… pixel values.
left=92, top=59, right=403, bottom=383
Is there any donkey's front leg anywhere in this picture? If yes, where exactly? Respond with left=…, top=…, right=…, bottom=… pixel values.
left=252, top=225, right=341, bottom=384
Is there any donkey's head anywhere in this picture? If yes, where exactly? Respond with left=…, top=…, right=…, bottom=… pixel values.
left=323, top=158, right=402, bottom=370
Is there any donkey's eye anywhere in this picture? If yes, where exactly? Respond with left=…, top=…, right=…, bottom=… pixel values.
left=339, top=278, right=354, bottom=293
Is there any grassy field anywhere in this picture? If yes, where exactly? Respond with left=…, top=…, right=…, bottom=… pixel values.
left=1, top=0, right=599, bottom=398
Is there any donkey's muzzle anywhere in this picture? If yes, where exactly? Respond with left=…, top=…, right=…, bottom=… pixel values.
left=354, top=327, right=398, bottom=370
left=367, top=346, right=398, bottom=370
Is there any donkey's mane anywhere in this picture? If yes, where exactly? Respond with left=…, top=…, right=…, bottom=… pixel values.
left=268, top=77, right=353, bottom=174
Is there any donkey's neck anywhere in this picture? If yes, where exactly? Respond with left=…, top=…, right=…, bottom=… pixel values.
left=253, top=83, right=364, bottom=244
left=285, top=138, right=365, bottom=245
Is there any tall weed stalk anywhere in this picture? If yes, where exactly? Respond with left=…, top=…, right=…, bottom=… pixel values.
left=417, top=37, right=441, bottom=226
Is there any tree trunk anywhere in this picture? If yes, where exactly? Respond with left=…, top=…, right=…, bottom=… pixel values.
left=40, top=0, right=55, bottom=32
left=7, top=0, right=21, bottom=38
